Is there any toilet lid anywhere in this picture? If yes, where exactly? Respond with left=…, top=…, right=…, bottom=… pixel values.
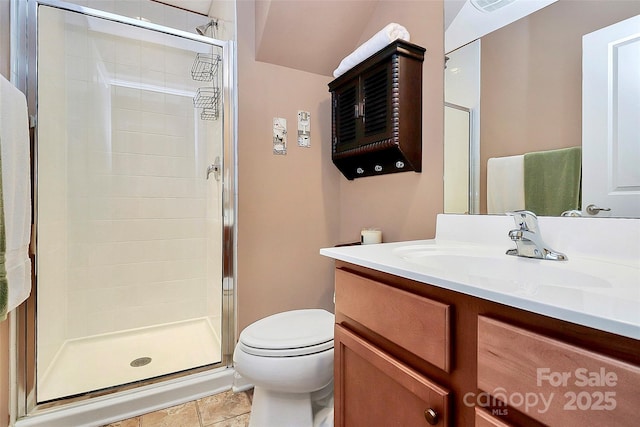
left=239, top=309, right=334, bottom=357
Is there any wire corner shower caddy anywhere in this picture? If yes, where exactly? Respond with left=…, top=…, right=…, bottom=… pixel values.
left=192, top=53, right=221, bottom=120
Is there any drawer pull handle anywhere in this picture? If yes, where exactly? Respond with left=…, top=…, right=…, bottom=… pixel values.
left=424, top=408, right=438, bottom=425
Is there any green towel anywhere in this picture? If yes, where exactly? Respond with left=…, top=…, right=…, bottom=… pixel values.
left=0, top=135, right=7, bottom=321
left=524, top=146, right=582, bottom=216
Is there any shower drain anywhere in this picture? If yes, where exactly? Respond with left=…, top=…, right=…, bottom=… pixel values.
left=130, top=357, right=152, bottom=368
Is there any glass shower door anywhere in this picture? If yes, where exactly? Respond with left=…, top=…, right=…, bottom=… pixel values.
left=35, top=4, right=227, bottom=402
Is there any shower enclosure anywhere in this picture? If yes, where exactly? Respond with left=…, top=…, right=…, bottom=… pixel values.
left=15, top=0, right=235, bottom=412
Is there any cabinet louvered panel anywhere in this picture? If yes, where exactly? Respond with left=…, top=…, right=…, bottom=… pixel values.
left=336, top=85, right=357, bottom=145
left=363, top=66, right=389, bottom=137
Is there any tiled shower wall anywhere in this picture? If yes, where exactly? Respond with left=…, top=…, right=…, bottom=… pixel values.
left=37, top=4, right=224, bottom=376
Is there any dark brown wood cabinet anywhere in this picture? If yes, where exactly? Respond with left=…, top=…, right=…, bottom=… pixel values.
left=328, top=40, right=425, bottom=180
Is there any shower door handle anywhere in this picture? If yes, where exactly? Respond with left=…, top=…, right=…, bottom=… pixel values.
left=207, top=156, right=221, bottom=181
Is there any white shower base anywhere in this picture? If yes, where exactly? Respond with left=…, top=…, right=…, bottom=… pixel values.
left=38, top=317, right=221, bottom=402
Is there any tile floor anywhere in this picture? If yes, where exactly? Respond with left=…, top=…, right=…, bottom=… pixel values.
left=102, top=389, right=253, bottom=427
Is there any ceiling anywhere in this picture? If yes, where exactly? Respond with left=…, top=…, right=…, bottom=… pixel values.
left=253, top=0, right=560, bottom=74
left=254, top=0, right=380, bottom=77
left=445, top=0, right=558, bottom=52
left=157, top=1, right=546, bottom=78
left=153, top=0, right=382, bottom=77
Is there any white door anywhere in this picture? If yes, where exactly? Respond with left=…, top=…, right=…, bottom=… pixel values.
left=582, top=14, right=640, bottom=218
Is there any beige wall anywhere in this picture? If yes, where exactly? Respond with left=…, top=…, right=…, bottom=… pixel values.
left=237, top=0, right=444, bottom=330
left=236, top=0, right=342, bottom=330
left=479, top=0, right=640, bottom=214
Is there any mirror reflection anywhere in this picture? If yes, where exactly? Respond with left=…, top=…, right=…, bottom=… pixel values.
left=444, top=0, right=640, bottom=218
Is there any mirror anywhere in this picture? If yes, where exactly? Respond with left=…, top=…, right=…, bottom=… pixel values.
left=444, top=0, right=640, bottom=217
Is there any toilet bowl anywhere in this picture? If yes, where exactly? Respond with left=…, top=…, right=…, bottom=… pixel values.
left=233, top=309, right=335, bottom=427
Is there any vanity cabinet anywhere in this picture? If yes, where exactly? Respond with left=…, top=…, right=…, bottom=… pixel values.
left=332, top=261, right=640, bottom=427
left=328, top=40, right=425, bottom=180
left=334, top=268, right=451, bottom=426
left=335, top=325, right=449, bottom=426
left=477, top=316, right=640, bottom=426
left=474, top=408, right=512, bottom=427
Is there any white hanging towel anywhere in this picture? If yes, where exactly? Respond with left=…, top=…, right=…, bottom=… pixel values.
left=333, top=23, right=411, bottom=78
left=0, top=75, right=32, bottom=321
left=487, top=155, right=525, bottom=214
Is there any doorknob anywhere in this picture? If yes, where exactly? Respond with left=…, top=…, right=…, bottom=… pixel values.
left=585, top=204, right=611, bottom=215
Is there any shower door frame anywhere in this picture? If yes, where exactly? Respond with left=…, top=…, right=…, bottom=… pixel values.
left=12, top=0, right=237, bottom=418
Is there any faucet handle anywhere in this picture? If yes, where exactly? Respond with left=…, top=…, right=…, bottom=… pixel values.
left=506, top=210, right=539, bottom=233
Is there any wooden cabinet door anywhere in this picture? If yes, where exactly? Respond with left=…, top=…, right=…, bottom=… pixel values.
left=335, top=324, right=449, bottom=427
left=331, top=61, right=392, bottom=151
left=475, top=407, right=514, bottom=427
left=360, top=61, right=392, bottom=145
left=478, top=316, right=640, bottom=426
left=332, top=78, right=359, bottom=152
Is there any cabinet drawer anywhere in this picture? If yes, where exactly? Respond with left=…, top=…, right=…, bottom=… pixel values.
left=478, top=316, right=640, bottom=426
left=335, top=268, right=450, bottom=372
left=335, top=324, right=449, bottom=427
left=474, top=407, right=512, bottom=427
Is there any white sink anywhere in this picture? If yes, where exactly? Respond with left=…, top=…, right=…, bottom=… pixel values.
left=390, top=241, right=640, bottom=320
left=393, top=246, right=613, bottom=296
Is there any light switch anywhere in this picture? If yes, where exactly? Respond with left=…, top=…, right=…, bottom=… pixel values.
left=297, top=110, right=311, bottom=147
left=273, top=117, right=287, bottom=155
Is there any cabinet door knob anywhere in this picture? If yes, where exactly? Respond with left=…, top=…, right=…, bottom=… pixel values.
left=424, top=408, right=439, bottom=425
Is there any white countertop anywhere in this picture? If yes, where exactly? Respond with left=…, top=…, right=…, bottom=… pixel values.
left=320, top=214, right=640, bottom=340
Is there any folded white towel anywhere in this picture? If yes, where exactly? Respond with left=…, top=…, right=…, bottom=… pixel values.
left=487, top=155, right=525, bottom=214
left=0, top=75, right=33, bottom=318
left=333, top=23, right=411, bottom=78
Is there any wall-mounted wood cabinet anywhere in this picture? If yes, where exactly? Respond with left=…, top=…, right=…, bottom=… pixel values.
left=328, top=40, right=425, bottom=180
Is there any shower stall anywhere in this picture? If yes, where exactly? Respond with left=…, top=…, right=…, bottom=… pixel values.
left=12, top=0, right=236, bottom=423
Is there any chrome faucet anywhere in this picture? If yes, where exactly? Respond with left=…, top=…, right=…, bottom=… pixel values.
left=506, top=211, right=567, bottom=261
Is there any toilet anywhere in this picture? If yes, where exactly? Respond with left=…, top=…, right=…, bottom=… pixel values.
left=233, top=309, right=335, bottom=427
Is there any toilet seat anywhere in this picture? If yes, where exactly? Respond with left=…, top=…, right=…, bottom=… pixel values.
left=238, top=309, right=334, bottom=357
